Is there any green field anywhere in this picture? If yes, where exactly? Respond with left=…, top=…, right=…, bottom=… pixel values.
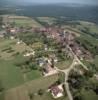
left=27, top=74, right=59, bottom=93
left=0, top=38, right=42, bottom=90
left=94, top=55, right=98, bottom=67
left=25, top=70, right=42, bottom=81
left=0, top=59, right=24, bottom=90
left=81, top=89, right=98, bottom=100
left=13, top=18, right=42, bottom=27
left=3, top=15, right=42, bottom=27
left=0, top=93, right=4, bottom=100
left=27, top=74, right=68, bottom=100
left=33, top=92, right=68, bottom=100
left=77, top=21, right=98, bottom=34
left=0, top=39, right=28, bottom=60
left=3, top=74, right=63, bottom=100
left=37, top=17, right=56, bottom=25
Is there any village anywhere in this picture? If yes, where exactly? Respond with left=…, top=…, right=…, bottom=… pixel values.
left=0, top=16, right=98, bottom=100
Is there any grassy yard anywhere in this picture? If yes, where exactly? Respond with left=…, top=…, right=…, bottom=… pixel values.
left=31, top=42, right=44, bottom=50
left=33, top=92, right=68, bottom=100
left=25, top=70, right=42, bottom=81
left=55, top=60, right=72, bottom=70
left=94, top=55, right=98, bottom=67
left=27, top=74, right=59, bottom=93
left=0, top=38, right=16, bottom=48
left=0, top=92, right=4, bottom=100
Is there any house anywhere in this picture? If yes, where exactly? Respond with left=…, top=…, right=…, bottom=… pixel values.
left=43, top=64, right=53, bottom=73
left=48, top=54, right=58, bottom=63
left=47, top=58, right=52, bottom=65
left=10, top=29, right=16, bottom=33
left=43, top=63, right=57, bottom=76
left=7, top=27, right=17, bottom=35
left=17, top=40, right=23, bottom=44
left=94, top=74, right=98, bottom=80
left=2, top=25, right=6, bottom=28
left=54, top=58, right=58, bottom=63
left=10, top=36, right=15, bottom=40
left=0, top=34, right=4, bottom=38
left=37, top=58, right=46, bottom=67
left=44, top=44, right=48, bottom=51
left=0, top=30, right=6, bottom=38
left=49, top=85, right=64, bottom=99
left=24, top=50, right=35, bottom=57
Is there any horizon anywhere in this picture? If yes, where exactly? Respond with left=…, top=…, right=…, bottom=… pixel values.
left=0, top=0, right=98, bottom=6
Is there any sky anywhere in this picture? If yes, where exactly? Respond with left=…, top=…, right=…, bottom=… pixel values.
left=21, top=0, right=98, bottom=4
left=4, top=0, right=98, bottom=5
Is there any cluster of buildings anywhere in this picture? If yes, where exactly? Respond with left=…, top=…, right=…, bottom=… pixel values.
left=0, top=24, right=19, bottom=39
left=71, top=42, right=92, bottom=60
left=50, top=27, right=92, bottom=60
left=37, top=55, right=58, bottom=77
left=36, top=54, right=64, bottom=98
left=31, top=26, right=64, bottom=42
left=32, top=26, right=92, bottom=62
left=37, top=26, right=92, bottom=61
left=63, top=31, right=92, bottom=60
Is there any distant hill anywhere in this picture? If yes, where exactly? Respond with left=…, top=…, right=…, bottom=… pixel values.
left=0, top=3, right=98, bottom=24
left=15, top=4, right=98, bottom=24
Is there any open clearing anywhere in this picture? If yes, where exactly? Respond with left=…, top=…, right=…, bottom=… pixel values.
left=2, top=15, right=42, bottom=27
left=33, top=92, right=68, bottom=100
left=80, top=21, right=98, bottom=33
left=37, top=17, right=56, bottom=25
left=0, top=38, right=42, bottom=90
left=0, top=59, right=24, bottom=90
left=4, top=74, right=59, bottom=100
left=55, top=60, right=73, bottom=70
left=0, top=38, right=31, bottom=60
left=81, top=89, right=98, bottom=100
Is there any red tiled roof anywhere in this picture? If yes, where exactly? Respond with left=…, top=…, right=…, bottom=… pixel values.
left=50, top=86, right=62, bottom=96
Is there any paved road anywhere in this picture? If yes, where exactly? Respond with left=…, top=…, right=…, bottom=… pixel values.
left=55, top=58, right=77, bottom=100
left=67, top=45, right=88, bottom=70
left=55, top=45, right=89, bottom=100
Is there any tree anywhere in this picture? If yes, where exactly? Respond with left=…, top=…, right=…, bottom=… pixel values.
left=51, top=58, right=54, bottom=68
left=84, top=70, right=93, bottom=79
left=74, top=92, right=83, bottom=100
left=0, top=80, right=4, bottom=92
left=38, top=89, right=44, bottom=96
left=74, top=95, right=83, bottom=100
left=29, top=63, right=38, bottom=70
left=0, top=16, right=3, bottom=26
left=28, top=92, right=34, bottom=100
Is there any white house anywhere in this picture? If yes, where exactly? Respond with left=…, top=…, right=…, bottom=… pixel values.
left=49, top=84, right=64, bottom=99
